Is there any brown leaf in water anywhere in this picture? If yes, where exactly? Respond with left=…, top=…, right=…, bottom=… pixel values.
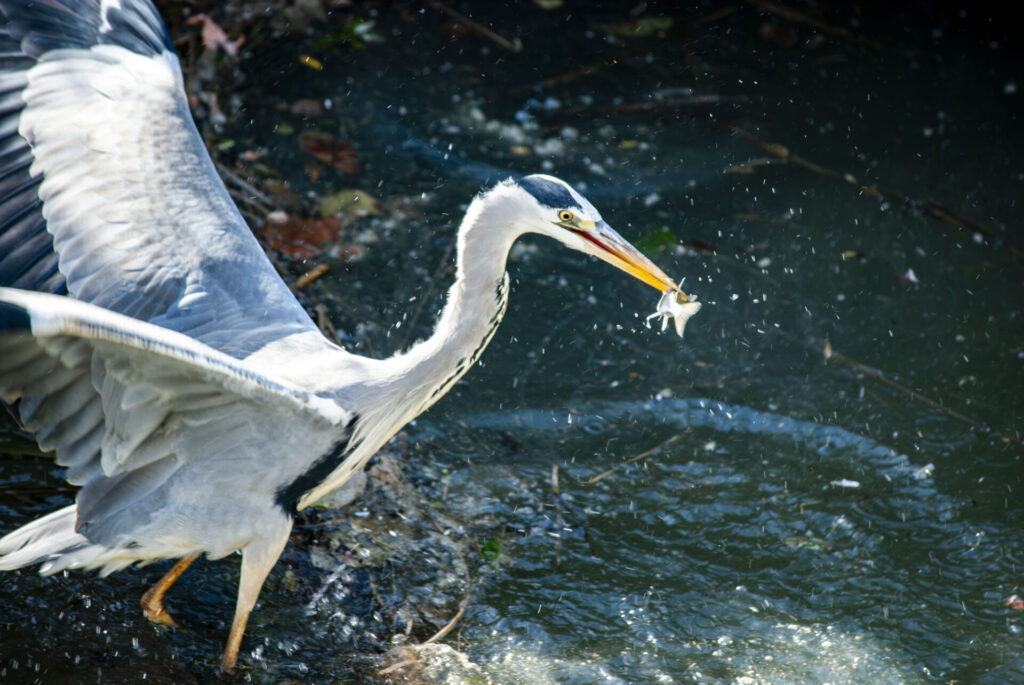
left=299, top=130, right=359, bottom=175
left=262, top=212, right=342, bottom=259
left=260, top=178, right=304, bottom=211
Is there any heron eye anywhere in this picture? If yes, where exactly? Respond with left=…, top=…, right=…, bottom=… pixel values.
left=558, top=210, right=574, bottom=223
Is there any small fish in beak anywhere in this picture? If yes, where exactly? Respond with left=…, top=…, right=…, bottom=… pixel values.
left=647, top=281, right=701, bottom=337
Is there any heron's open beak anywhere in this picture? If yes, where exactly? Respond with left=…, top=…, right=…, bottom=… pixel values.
left=567, top=220, right=692, bottom=302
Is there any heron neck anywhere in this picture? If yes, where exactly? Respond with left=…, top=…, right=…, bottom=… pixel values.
left=392, top=193, right=521, bottom=414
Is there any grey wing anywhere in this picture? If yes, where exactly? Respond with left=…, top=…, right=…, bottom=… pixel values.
left=0, top=288, right=349, bottom=552
left=0, top=0, right=319, bottom=358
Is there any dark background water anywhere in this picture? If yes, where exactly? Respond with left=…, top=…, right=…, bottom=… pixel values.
left=1, top=1, right=1021, bottom=682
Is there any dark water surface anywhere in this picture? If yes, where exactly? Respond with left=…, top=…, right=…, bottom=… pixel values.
left=1, top=2, right=1021, bottom=683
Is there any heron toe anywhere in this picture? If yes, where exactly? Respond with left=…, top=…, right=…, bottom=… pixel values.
left=141, top=590, right=179, bottom=628
left=140, top=553, right=199, bottom=628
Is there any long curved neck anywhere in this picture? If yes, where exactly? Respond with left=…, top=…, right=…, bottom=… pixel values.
left=287, top=190, right=526, bottom=510
left=387, top=191, right=523, bottom=415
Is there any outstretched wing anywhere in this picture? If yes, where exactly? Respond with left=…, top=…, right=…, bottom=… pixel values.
left=0, top=288, right=349, bottom=546
left=0, top=0, right=320, bottom=359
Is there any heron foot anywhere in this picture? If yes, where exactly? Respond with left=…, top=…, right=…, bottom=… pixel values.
left=140, top=553, right=200, bottom=629
left=141, top=588, right=179, bottom=628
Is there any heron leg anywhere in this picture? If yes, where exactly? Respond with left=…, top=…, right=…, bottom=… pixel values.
left=219, top=522, right=291, bottom=674
left=141, top=552, right=200, bottom=628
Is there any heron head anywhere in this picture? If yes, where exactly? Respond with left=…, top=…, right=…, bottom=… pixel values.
left=508, top=174, right=687, bottom=298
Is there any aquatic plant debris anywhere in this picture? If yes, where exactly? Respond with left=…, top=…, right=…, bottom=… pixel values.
left=646, top=282, right=701, bottom=337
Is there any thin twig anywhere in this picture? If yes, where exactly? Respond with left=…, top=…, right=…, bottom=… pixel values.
left=828, top=352, right=1000, bottom=434
left=744, top=0, right=884, bottom=50
left=296, top=263, right=330, bottom=289
left=586, top=431, right=691, bottom=484
left=377, top=657, right=417, bottom=676
left=671, top=1, right=700, bottom=79
left=729, top=125, right=1023, bottom=262
left=401, top=239, right=455, bottom=350
left=427, top=1, right=522, bottom=52
left=694, top=5, right=741, bottom=26
left=214, top=160, right=274, bottom=210
left=556, top=94, right=723, bottom=118
left=423, top=587, right=473, bottom=644
left=315, top=304, right=342, bottom=345
left=529, top=5, right=738, bottom=93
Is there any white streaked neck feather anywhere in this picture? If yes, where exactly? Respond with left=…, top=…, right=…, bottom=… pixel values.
left=385, top=187, right=526, bottom=413
left=294, top=186, right=528, bottom=509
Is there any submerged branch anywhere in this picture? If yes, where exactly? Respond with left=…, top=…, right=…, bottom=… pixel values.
left=427, top=1, right=522, bottom=53
left=827, top=350, right=1021, bottom=445
left=729, top=125, right=1023, bottom=263
left=743, top=0, right=884, bottom=50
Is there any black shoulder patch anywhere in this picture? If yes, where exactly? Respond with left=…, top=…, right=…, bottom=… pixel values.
left=275, top=414, right=360, bottom=514
left=0, top=300, right=30, bottom=332
left=517, top=175, right=582, bottom=210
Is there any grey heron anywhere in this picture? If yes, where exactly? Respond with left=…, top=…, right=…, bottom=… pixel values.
left=0, top=0, right=695, bottom=673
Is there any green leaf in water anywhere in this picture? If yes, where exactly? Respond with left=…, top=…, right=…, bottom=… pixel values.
left=314, top=19, right=383, bottom=54
left=633, top=228, right=678, bottom=257
left=318, top=188, right=383, bottom=220
left=478, top=536, right=502, bottom=563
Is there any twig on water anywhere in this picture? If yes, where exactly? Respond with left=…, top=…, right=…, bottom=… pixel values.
left=827, top=351, right=1007, bottom=437
left=729, top=125, right=1023, bottom=263
left=671, top=1, right=700, bottom=79
left=587, top=431, right=691, bottom=484
left=296, top=263, right=330, bottom=289
left=423, top=588, right=473, bottom=644
left=743, top=0, right=884, bottom=50
left=315, top=304, right=342, bottom=345
left=527, top=5, right=739, bottom=93
left=427, top=0, right=522, bottom=52
left=556, top=94, right=723, bottom=118
left=215, top=160, right=273, bottom=212
left=376, top=582, right=476, bottom=674
left=377, top=657, right=417, bottom=676
left=401, top=239, right=455, bottom=350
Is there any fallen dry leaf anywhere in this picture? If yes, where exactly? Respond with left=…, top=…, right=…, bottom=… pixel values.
left=262, top=212, right=342, bottom=259
left=260, top=178, right=304, bottom=210
left=186, top=14, right=245, bottom=56
left=290, top=98, right=324, bottom=117
left=299, top=130, right=359, bottom=175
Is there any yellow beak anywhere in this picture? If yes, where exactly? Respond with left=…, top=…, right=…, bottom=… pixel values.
left=568, top=221, right=692, bottom=301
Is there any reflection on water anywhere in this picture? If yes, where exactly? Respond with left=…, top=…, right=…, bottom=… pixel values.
left=2, top=1, right=1022, bottom=682
left=411, top=398, right=1002, bottom=683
